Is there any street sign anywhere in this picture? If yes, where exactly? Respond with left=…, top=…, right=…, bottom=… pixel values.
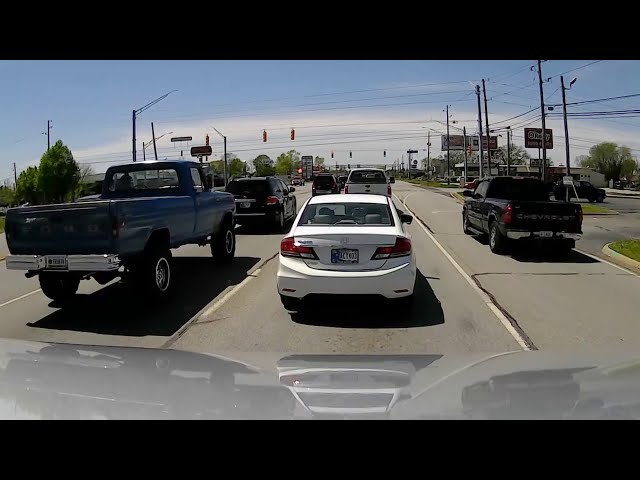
left=562, top=176, right=574, bottom=186
left=441, top=135, right=497, bottom=151
left=302, top=155, right=313, bottom=179
left=530, top=158, right=551, bottom=168
left=190, top=145, right=212, bottom=157
left=524, top=128, right=553, bottom=149
left=171, top=136, right=193, bottom=142
left=406, top=149, right=419, bottom=154
left=411, top=159, right=418, bottom=170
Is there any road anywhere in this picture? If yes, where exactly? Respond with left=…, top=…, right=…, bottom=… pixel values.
left=0, top=181, right=639, bottom=357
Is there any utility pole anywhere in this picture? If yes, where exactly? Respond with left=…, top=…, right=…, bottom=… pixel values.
left=46, top=120, right=51, bottom=150
left=151, top=122, right=158, bottom=161
left=223, top=136, right=228, bottom=186
left=13, top=162, right=17, bottom=187
left=476, top=85, right=485, bottom=178
left=427, top=131, right=431, bottom=179
left=482, top=79, right=491, bottom=176
left=446, top=105, right=451, bottom=184
left=537, top=60, right=548, bottom=182
left=506, top=127, right=511, bottom=177
left=561, top=75, right=571, bottom=179
left=463, top=126, right=468, bottom=182
left=143, top=142, right=146, bottom=162
left=132, top=110, right=137, bottom=162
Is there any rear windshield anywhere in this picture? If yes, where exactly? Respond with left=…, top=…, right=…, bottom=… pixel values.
left=313, top=176, right=336, bottom=186
left=348, top=170, right=387, bottom=184
left=107, top=168, right=179, bottom=193
left=488, top=178, right=550, bottom=201
left=226, top=180, right=269, bottom=197
left=299, top=202, right=394, bottom=226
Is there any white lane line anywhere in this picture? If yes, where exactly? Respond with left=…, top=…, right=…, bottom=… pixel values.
left=0, top=289, right=42, bottom=309
left=576, top=248, right=640, bottom=278
left=394, top=192, right=531, bottom=351
left=201, top=268, right=262, bottom=317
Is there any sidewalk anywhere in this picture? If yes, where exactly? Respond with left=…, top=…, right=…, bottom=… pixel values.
left=604, top=188, right=640, bottom=199
left=0, top=233, right=7, bottom=261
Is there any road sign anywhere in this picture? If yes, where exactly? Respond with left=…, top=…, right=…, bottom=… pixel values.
left=411, top=159, right=418, bottom=170
left=190, top=145, right=212, bottom=157
left=562, top=176, right=574, bottom=186
left=302, top=155, right=313, bottom=179
left=171, top=136, right=193, bottom=142
left=441, top=135, right=497, bottom=151
left=530, top=158, right=551, bottom=168
left=524, top=128, right=553, bottom=149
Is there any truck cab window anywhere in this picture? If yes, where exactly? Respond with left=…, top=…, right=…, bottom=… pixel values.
left=191, top=168, right=203, bottom=192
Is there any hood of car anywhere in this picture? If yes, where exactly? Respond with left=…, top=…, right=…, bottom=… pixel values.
left=0, top=338, right=639, bottom=419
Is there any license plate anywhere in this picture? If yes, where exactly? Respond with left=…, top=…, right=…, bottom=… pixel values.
left=331, top=248, right=359, bottom=264
left=317, top=190, right=330, bottom=194
left=240, top=202, right=251, bottom=208
left=46, top=255, right=68, bottom=269
left=538, top=231, right=553, bottom=238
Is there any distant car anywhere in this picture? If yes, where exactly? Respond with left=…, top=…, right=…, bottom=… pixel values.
left=277, top=194, right=416, bottom=312
left=226, top=176, right=297, bottom=231
left=292, top=177, right=304, bottom=186
left=464, top=178, right=480, bottom=190
left=338, top=175, right=348, bottom=189
left=554, top=180, right=605, bottom=203
left=312, top=174, right=340, bottom=196
left=344, top=168, right=391, bottom=197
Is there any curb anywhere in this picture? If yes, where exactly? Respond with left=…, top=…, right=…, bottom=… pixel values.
left=0, top=254, right=5, bottom=262
left=450, top=192, right=464, bottom=204
left=602, top=243, right=640, bottom=271
left=583, top=211, right=618, bottom=216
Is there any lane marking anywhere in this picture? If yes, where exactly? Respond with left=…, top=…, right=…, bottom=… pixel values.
left=0, top=289, right=42, bottom=309
left=394, top=192, right=532, bottom=351
left=162, top=252, right=279, bottom=348
left=576, top=248, right=640, bottom=278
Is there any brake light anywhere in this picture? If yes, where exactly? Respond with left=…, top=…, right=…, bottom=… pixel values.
left=344, top=185, right=349, bottom=194
left=503, top=203, right=513, bottom=225
left=266, top=196, right=279, bottom=206
left=280, top=237, right=318, bottom=259
left=371, top=237, right=412, bottom=260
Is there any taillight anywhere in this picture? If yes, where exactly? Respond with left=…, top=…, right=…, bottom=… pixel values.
left=371, top=237, right=412, bottom=260
left=344, top=185, right=349, bottom=194
left=266, top=196, right=279, bottom=206
left=280, top=237, right=318, bottom=259
left=503, top=203, right=513, bottom=225
left=387, top=184, right=392, bottom=196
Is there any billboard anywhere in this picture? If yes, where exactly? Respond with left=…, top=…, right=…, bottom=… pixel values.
left=301, top=155, right=314, bottom=179
left=190, top=145, right=212, bottom=157
left=441, top=135, right=497, bottom=151
left=524, top=128, right=554, bottom=149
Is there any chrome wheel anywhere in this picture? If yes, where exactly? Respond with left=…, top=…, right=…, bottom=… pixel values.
left=155, top=257, right=170, bottom=292
left=279, top=211, right=284, bottom=228
left=225, top=229, right=234, bottom=254
left=490, top=225, right=497, bottom=249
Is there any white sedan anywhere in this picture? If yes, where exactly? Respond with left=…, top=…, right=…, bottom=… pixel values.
left=277, top=194, right=417, bottom=312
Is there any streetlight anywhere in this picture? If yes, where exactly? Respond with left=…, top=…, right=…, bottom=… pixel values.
left=142, top=131, right=173, bottom=162
left=210, top=127, right=228, bottom=186
left=132, top=90, right=177, bottom=162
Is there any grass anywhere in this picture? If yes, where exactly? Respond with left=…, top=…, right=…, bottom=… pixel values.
left=0, top=217, right=4, bottom=233
left=581, top=204, right=615, bottom=215
left=609, top=239, right=640, bottom=263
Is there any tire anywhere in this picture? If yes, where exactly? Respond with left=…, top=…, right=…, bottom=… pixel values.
left=463, top=211, right=473, bottom=235
left=274, top=208, right=285, bottom=232
left=39, top=273, right=80, bottom=303
left=489, top=221, right=508, bottom=254
left=597, top=195, right=605, bottom=203
left=138, top=246, right=173, bottom=300
left=280, top=294, right=301, bottom=312
left=211, top=220, right=235, bottom=266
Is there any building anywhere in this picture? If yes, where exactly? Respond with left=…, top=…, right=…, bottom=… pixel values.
left=452, top=163, right=606, bottom=187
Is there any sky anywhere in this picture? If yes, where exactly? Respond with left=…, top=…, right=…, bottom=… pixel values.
left=1, top=60, right=639, bottom=183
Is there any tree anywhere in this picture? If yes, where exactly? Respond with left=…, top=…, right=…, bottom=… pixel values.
left=0, top=186, right=16, bottom=207
left=15, top=166, right=40, bottom=204
left=314, top=156, right=325, bottom=168
left=579, top=142, right=636, bottom=181
left=74, top=164, right=97, bottom=198
left=228, top=158, right=246, bottom=176
left=494, top=144, right=530, bottom=165
left=38, top=140, right=80, bottom=203
left=275, top=150, right=301, bottom=175
left=253, top=154, right=275, bottom=176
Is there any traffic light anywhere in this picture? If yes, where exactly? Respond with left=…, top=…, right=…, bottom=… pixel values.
left=205, top=134, right=210, bottom=146
left=331, top=150, right=334, bottom=159
left=290, top=128, right=295, bottom=141
left=262, top=130, right=267, bottom=142
left=383, top=150, right=386, bottom=157
left=349, top=151, right=352, bottom=159
left=347, top=164, right=351, bottom=169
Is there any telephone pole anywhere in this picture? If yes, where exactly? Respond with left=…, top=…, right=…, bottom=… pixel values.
left=427, top=131, right=431, bottom=179
left=537, top=60, right=548, bottom=182
left=561, top=75, right=571, bottom=178
left=482, top=79, right=491, bottom=175
left=151, top=122, right=158, bottom=161
left=476, top=85, right=485, bottom=178
left=46, top=120, right=51, bottom=150
left=506, top=127, right=512, bottom=177
left=13, top=162, right=17, bottom=187
left=463, top=126, right=468, bottom=181
left=446, top=105, right=451, bottom=184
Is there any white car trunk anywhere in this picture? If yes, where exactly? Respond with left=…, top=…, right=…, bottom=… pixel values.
left=293, top=226, right=400, bottom=271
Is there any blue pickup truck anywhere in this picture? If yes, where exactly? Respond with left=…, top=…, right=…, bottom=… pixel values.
left=5, top=160, right=236, bottom=302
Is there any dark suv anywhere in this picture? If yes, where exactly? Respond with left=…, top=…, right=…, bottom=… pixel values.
left=226, top=177, right=297, bottom=231
left=312, top=174, right=340, bottom=196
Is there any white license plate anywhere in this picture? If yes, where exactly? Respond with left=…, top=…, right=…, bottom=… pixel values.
left=46, top=255, right=68, bottom=269
left=331, top=248, right=359, bottom=264
left=240, top=202, right=251, bottom=208
left=317, top=190, right=330, bottom=194
left=538, top=231, right=553, bottom=238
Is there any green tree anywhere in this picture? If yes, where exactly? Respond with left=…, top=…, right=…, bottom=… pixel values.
left=15, top=166, right=41, bottom=204
left=38, top=140, right=80, bottom=203
left=494, top=144, right=530, bottom=165
left=275, top=150, right=301, bottom=175
left=314, top=156, right=325, bottom=168
left=229, top=158, right=246, bottom=176
left=253, top=154, right=275, bottom=176
left=0, top=186, right=16, bottom=206
left=579, top=142, right=637, bottom=181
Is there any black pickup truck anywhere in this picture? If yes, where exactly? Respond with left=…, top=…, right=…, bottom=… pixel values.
left=462, top=176, right=583, bottom=255
left=553, top=180, right=606, bottom=203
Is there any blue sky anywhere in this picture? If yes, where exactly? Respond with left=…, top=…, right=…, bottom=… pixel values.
left=1, top=60, right=638, bottom=182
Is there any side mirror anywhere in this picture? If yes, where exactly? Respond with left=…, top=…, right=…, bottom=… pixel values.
left=389, top=176, right=396, bottom=184
left=400, top=214, right=413, bottom=224
left=462, top=190, right=473, bottom=197
left=289, top=186, right=296, bottom=192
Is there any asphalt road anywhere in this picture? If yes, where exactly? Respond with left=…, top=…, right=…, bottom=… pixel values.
left=0, top=182, right=639, bottom=357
